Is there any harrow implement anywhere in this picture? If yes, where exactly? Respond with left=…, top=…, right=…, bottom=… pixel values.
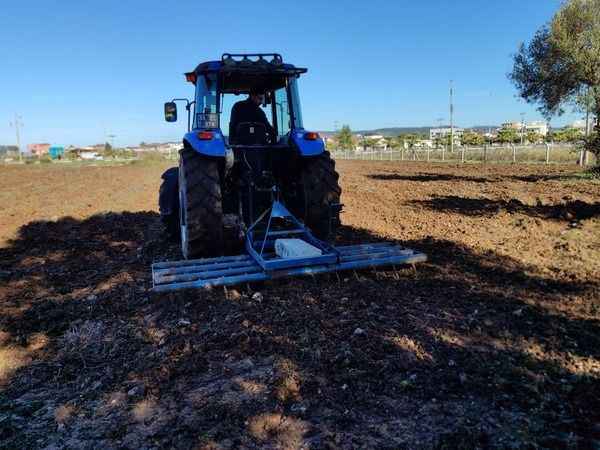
left=152, top=200, right=426, bottom=292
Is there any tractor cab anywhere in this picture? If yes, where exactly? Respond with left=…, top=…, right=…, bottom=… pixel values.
left=165, top=53, right=323, bottom=156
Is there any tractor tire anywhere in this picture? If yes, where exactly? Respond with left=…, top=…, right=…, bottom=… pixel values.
left=178, top=149, right=224, bottom=259
left=159, top=167, right=180, bottom=241
left=301, top=151, right=342, bottom=240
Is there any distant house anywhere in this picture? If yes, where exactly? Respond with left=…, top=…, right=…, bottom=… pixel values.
left=135, top=142, right=179, bottom=153
left=501, top=122, right=522, bottom=131
left=27, top=143, right=51, bottom=156
left=0, top=145, right=19, bottom=157
left=501, top=120, right=548, bottom=137
left=525, top=121, right=548, bottom=137
left=80, top=152, right=103, bottom=160
left=414, top=139, right=434, bottom=148
left=49, top=146, right=65, bottom=159
left=429, top=128, right=464, bottom=144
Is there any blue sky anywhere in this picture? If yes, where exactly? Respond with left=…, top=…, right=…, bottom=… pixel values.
left=0, top=0, right=582, bottom=148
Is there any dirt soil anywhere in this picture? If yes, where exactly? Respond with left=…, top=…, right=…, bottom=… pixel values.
left=0, top=161, right=599, bottom=449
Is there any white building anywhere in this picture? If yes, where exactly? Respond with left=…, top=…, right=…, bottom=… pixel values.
left=501, top=120, right=548, bottom=137
left=429, top=127, right=464, bottom=142
left=80, top=152, right=103, bottom=160
left=525, top=121, right=548, bottom=137
left=414, top=139, right=434, bottom=148
left=501, top=122, right=522, bottom=130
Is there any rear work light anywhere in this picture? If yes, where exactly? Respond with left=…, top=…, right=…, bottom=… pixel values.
left=304, top=132, right=320, bottom=141
left=197, top=131, right=214, bottom=140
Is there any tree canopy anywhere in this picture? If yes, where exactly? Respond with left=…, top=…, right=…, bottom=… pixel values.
left=336, top=125, right=354, bottom=150
left=509, top=0, right=600, bottom=158
left=462, top=131, right=485, bottom=146
left=496, top=128, right=520, bottom=144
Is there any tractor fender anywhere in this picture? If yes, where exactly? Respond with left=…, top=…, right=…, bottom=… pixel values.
left=183, top=130, right=227, bottom=157
left=291, top=130, right=325, bottom=156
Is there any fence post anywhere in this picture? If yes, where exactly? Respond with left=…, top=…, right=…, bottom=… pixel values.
left=483, top=144, right=487, bottom=164
left=461, top=147, right=465, bottom=163
left=427, top=147, right=430, bottom=162
left=401, top=148, right=404, bottom=161
left=442, top=146, right=445, bottom=162
left=545, top=143, right=550, bottom=164
left=512, top=144, right=516, bottom=163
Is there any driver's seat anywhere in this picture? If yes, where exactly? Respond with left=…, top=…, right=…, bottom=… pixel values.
left=230, top=122, right=268, bottom=145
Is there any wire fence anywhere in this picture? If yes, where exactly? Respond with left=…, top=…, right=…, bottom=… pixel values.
left=329, top=143, right=597, bottom=165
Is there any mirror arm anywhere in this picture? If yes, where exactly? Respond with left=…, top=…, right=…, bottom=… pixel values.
left=171, top=98, right=192, bottom=132
left=187, top=101, right=196, bottom=132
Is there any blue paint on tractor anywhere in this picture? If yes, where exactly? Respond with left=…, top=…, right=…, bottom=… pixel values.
left=183, top=130, right=227, bottom=157
left=291, top=131, right=325, bottom=156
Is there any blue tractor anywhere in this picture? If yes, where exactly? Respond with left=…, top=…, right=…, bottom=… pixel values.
left=160, top=53, right=341, bottom=258
left=155, top=54, right=425, bottom=292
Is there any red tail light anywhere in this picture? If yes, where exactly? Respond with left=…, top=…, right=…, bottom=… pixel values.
left=304, top=132, right=320, bottom=141
left=197, top=131, right=214, bottom=140
left=185, top=72, right=197, bottom=84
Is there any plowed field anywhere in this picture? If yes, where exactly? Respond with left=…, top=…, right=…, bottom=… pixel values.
left=1, top=161, right=599, bottom=449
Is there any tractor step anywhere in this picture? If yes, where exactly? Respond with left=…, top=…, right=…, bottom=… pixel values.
left=151, top=243, right=426, bottom=292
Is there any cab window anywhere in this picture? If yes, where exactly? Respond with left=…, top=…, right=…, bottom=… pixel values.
left=274, top=87, right=290, bottom=138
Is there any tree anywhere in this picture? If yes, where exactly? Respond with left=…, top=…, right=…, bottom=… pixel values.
left=398, top=133, right=420, bottom=148
left=496, top=128, right=520, bottom=144
left=362, top=137, right=378, bottom=150
left=552, top=127, right=584, bottom=143
left=462, top=131, right=485, bottom=146
left=104, top=142, right=113, bottom=152
left=336, top=125, right=354, bottom=150
left=526, top=131, right=543, bottom=144
left=509, top=0, right=600, bottom=162
left=384, top=136, right=400, bottom=149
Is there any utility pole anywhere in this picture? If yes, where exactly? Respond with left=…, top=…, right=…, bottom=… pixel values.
left=583, top=86, right=591, bottom=166
left=449, top=80, right=454, bottom=154
left=9, top=114, right=23, bottom=162
left=520, top=112, right=525, bottom=145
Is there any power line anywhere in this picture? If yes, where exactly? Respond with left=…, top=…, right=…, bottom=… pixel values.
left=520, top=112, right=525, bottom=145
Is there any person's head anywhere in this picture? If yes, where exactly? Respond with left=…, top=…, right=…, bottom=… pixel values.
left=249, top=89, right=264, bottom=106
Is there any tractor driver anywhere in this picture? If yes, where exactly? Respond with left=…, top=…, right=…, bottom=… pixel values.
left=229, top=89, right=276, bottom=144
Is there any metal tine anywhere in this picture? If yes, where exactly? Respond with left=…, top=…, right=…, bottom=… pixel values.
left=337, top=253, right=427, bottom=271
left=153, top=272, right=268, bottom=292
left=155, top=265, right=263, bottom=284
left=152, top=254, right=252, bottom=269
left=154, top=259, right=258, bottom=277
left=340, top=249, right=415, bottom=263
left=337, top=243, right=399, bottom=254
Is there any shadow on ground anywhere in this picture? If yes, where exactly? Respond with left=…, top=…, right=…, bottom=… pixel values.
left=366, top=170, right=593, bottom=185
left=411, top=195, right=600, bottom=221
left=1, top=213, right=599, bottom=448
left=366, top=173, right=489, bottom=183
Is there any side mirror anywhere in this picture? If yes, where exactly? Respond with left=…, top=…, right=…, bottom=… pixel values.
left=164, top=102, right=177, bottom=122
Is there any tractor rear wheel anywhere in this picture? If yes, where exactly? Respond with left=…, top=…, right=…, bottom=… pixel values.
left=178, top=149, right=224, bottom=259
left=159, top=167, right=180, bottom=241
left=301, top=151, right=342, bottom=240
